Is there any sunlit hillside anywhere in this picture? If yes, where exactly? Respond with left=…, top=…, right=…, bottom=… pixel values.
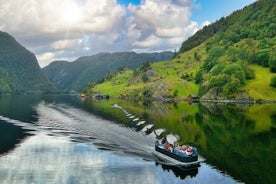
left=85, top=0, right=276, bottom=101
left=86, top=44, right=206, bottom=100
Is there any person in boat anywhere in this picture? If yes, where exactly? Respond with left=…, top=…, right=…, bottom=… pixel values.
left=172, top=142, right=198, bottom=157
left=172, top=141, right=181, bottom=153
left=173, top=141, right=189, bottom=156
left=165, top=142, right=173, bottom=152
left=181, top=145, right=198, bottom=156
left=159, top=138, right=173, bottom=152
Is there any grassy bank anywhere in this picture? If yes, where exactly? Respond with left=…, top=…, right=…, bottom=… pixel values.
left=245, top=65, right=276, bottom=100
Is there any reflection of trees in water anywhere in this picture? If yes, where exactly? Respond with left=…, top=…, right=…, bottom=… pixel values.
left=271, top=113, right=276, bottom=127
left=198, top=103, right=255, bottom=131
left=200, top=102, right=252, bottom=115
left=0, top=95, right=40, bottom=123
left=142, top=102, right=204, bottom=147
left=198, top=103, right=276, bottom=184
left=82, top=98, right=275, bottom=184
left=134, top=101, right=275, bottom=184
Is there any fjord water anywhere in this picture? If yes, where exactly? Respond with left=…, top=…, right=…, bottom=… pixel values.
left=0, top=95, right=275, bottom=184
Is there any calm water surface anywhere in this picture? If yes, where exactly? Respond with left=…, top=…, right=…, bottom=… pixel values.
left=0, top=95, right=275, bottom=184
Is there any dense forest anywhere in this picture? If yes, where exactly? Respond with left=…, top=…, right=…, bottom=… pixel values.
left=0, top=31, right=56, bottom=94
left=87, top=0, right=276, bottom=101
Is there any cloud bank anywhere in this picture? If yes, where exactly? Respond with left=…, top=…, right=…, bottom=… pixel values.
left=0, top=0, right=200, bottom=67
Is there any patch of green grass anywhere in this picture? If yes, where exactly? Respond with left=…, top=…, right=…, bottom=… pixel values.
left=153, top=43, right=207, bottom=80
left=171, top=78, right=199, bottom=98
left=94, top=69, right=133, bottom=96
left=245, top=65, right=276, bottom=100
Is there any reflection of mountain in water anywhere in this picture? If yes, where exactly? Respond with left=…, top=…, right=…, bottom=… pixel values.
left=0, top=95, right=40, bottom=123
left=83, top=98, right=276, bottom=184
left=3, top=95, right=275, bottom=183
left=0, top=120, right=33, bottom=155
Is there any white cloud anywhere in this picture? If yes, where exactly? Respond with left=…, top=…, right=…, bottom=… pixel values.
left=133, top=34, right=160, bottom=48
left=51, top=40, right=79, bottom=51
left=0, top=0, right=199, bottom=67
left=37, top=52, right=56, bottom=67
left=201, top=20, right=211, bottom=27
left=0, top=0, right=126, bottom=34
left=127, top=0, right=197, bottom=51
left=128, top=0, right=192, bottom=32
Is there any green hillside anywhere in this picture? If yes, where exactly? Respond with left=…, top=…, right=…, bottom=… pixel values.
left=85, top=45, right=205, bottom=100
left=43, top=51, right=173, bottom=92
left=0, top=31, right=56, bottom=94
left=85, top=0, right=276, bottom=101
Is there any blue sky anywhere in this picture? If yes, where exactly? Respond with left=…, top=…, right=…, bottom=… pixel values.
left=117, top=0, right=140, bottom=5
left=191, top=0, right=256, bottom=24
left=0, top=0, right=257, bottom=67
left=118, top=0, right=256, bottom=24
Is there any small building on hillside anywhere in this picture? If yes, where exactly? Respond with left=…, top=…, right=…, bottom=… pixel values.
left=188, top=94, right=199, bottom=100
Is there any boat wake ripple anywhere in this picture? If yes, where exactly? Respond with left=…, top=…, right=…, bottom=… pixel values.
left=34, top=102, right=157, bottom=161
left=0, top=102, right=200, bottom=166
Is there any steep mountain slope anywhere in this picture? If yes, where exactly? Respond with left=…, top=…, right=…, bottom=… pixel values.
left=0, top=31, right=55, bottom=94
left=43, top=51, right=173, bottom=92
left=180, top=0, right=276, bottom=99
left=87, top=0, right=276, bottom=101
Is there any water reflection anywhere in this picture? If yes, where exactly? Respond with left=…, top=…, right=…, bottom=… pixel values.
left=0, top=97, right=204, bottom=183
left=0, top=129, right=235, bottom=184
left=0, top=132, right=160, bottom=184
left=198, top=103, right=276, bottom=184
left=0, top=95, right=40, bottom=123
left=0, top=120, right=32, bottom=155
left=82, top=98, right=276, bottom=184
left=0, top=95, right=275, bottom=183
left=158, top=164, right=198, bottom=180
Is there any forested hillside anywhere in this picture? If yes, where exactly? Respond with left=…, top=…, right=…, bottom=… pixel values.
left=86, top=0, right=276, bottom=101
left=180, top=0, right=276, bottom=99
left=0, top=31, right=55, bottom=94
left=43, top=51, right=173, bottom=92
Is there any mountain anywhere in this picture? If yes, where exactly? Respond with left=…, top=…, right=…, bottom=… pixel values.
left=86, top=0, right=276, bottom=101
left=0, top=31, right=55, bottom=94
left=43, top=51, right=174, bottom=92
left=179, top=0, right=276, bottom=100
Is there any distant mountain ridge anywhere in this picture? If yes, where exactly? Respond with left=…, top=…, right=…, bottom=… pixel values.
left=0, top=31, right=55, bottom=94
left=43, top=51, right=174, bottom=92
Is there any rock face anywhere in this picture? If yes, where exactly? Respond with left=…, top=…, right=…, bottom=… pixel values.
left=43, top=51, right=174, bottom=92
left=0, top=31, right=55, bottom=94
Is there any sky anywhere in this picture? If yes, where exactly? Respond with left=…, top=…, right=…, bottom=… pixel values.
left=0, top=0, right=256, bottom=67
